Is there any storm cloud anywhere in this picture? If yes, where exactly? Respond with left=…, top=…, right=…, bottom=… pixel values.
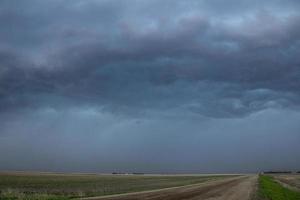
left=0, top=0, right=300, bottom=173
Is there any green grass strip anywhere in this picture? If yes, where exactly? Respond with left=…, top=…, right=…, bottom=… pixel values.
left=258, top=175, right=300, bottom=200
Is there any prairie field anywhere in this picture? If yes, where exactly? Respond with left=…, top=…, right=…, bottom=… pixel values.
left=2, top=172, right=300, bottom=200
left=0, top=172, right=226, bottom=200
left=272, top=174, right=300, bottom=191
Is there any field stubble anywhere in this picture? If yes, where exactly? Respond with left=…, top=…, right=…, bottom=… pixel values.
left=0, top=172, right=229, bottom=199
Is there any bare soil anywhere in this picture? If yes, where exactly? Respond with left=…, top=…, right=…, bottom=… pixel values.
left=83, top=175, right=257, bottom=200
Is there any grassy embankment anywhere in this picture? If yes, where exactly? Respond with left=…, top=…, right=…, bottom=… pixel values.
left=258, top=175, right=300, bottom=200
left=0, top=172, right=227, bottom=200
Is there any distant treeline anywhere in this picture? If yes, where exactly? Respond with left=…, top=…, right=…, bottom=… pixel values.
left=112, top=172, right=144, bottom=175
left=263, top=171, right=292, bottom=174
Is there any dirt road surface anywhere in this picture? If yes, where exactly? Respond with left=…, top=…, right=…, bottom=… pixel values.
left=83, top=175, right=257, bottom=200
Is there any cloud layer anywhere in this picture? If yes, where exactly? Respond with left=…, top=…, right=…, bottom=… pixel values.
left=1, top=0, right=300, bottom=117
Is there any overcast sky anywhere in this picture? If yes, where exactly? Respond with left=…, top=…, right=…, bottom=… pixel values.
left=0, top=0, right=300, bottom=173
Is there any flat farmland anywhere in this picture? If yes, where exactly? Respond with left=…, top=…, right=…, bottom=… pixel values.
left=272, top=174, right=300, bottom=191
left=0, top=172, right=232, bottom=200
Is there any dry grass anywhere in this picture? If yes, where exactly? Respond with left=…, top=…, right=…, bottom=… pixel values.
left=0, top=172, right=228, bottom=199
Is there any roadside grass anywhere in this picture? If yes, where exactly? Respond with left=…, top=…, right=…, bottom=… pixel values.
left=258, top=175, right=300, bottom=200
left=0, top=173, right=230, bottom=199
